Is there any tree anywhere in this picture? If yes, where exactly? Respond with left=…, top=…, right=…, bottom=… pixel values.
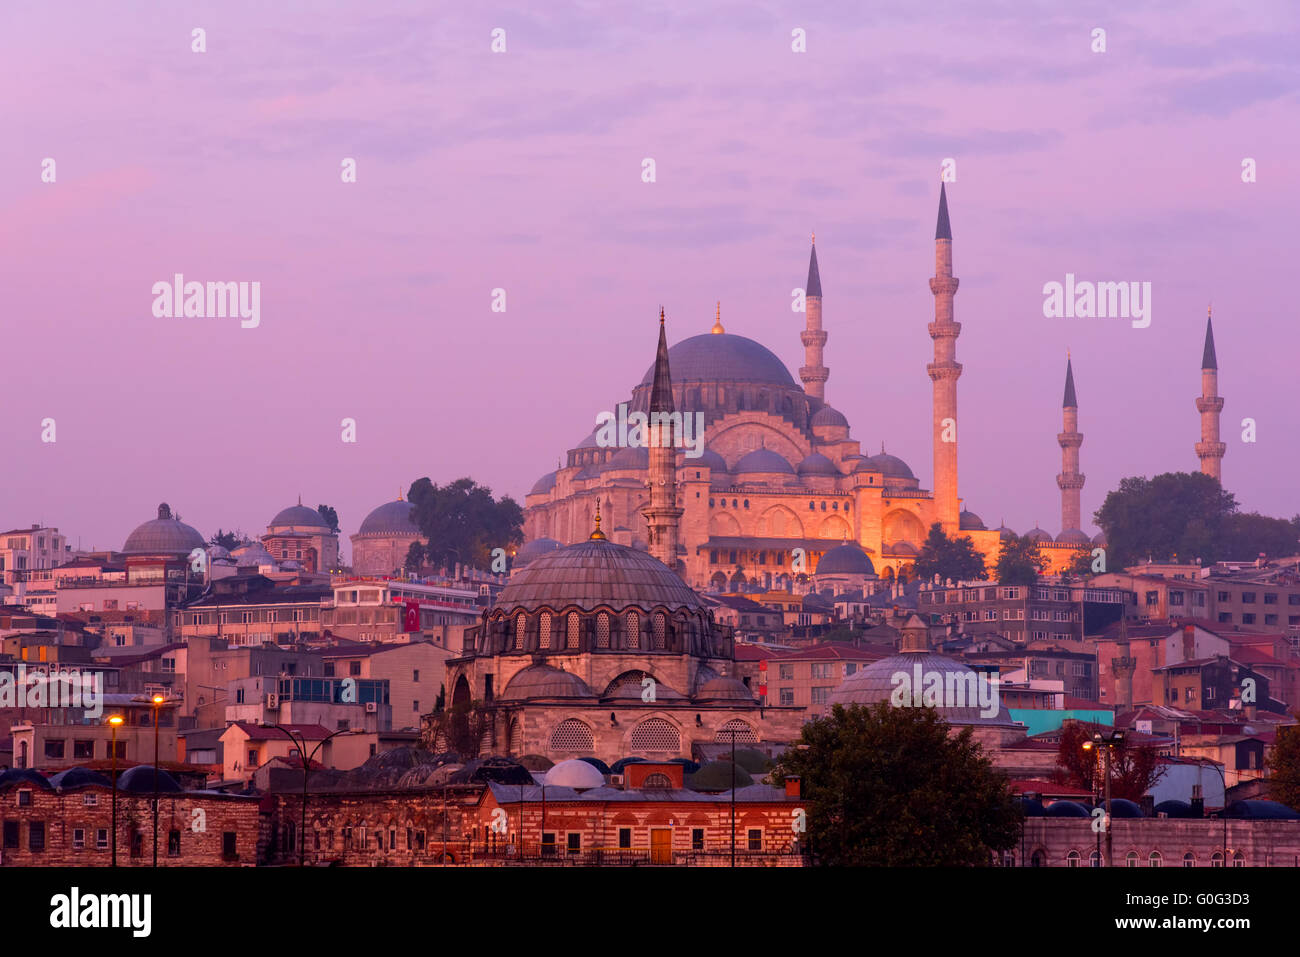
left=995, top=535, right=1047, bottom=585
left=209, top=529, right=244, bottom=551
left=767, top=702, right=1021, bottom=865
left=316, top=504, right=340, bottom=535
left=1052, top=721, right=1166, bottom=802
left=407, top=477, right=523, bottom=570
left=1094, top=472, right=1237, bottom=567
left=1219, top=512, right=1300, bottom=563
left=404, top=541, right=426, bottom=572
left=913, top=522, right=987, bottom=583
left=1267, top=721, right=1300, bottom=811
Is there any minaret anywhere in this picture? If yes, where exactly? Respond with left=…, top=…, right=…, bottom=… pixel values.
left=799, top=233, right=828, bottom=401
left=928, top=182, right=962, bottom=532
left=1057, top=355, right=1085, bottom=533
left=644, top=308, right=683, bottom=572
left=1195, top=309, right=1225, bottom=482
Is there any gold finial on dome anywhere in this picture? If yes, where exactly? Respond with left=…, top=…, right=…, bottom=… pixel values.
left=660, top=305, right=665, bottom=326
left=590, top=500, right=607, bottom=540
left=711, top=301, right=725, bottom=335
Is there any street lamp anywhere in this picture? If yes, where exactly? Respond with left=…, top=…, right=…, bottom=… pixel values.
left=151, top=694, right=165, bottom=867
left=107, top=715, right=124, bottom=868
left=1083, top=729, right=1125, bottom=867
left=264, top=724, right=358, bottom=866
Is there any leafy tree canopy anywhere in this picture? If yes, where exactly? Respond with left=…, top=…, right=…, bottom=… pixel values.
left=995, top=534, right=1047, bottom=585
left=316, top=504, right=341, bottom=534
left=407, top=477, right=523, bottom=570
left=1052, top=721, right=1165, bottom=802
left=913, top=522, right=987, bottom=583
left=209, top=529, right=246, bottom=551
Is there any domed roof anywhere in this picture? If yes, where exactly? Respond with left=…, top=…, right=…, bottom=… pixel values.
left=1154, top=799, right=1194, bottom=818
left=0, top=768, right=52, bottom=790
left=829, top=650, right=1018, bottom=727
left=694, top=448, right=729, bottom=474
left=997, top=523, right=1018, bottom=541
left=816, top=542, right=876, bottom=576
left=688, top=761, right=753, bottom=792
left=358, top=500, right=418, bottom=536
left=122, top=503, right=206, bottom=556
left=810, top=405, right=848, bottom=428
left=959, top=510, right=986, bottom=531
left=639, top=333, right=796, bottom=388
left=544, top=758, right=606, bottom=790
left=606, top=446, right=649, bottom=469
left=884, top=541, right=920, bottom=557
left=1025, top=527, right=1053, bottom=543
left=1056, top=528, right=1091, bottom=545
left=695, top=674, right=757, bottom=702
left=495, top=537, right=703, bottom=614
left=1109, top=798, right=1144, bottom=818
left=850, top=456, right=878, bottom=474
left=514, top=537, right=562, bottom=567
left=869, top=452, right=914, bottom=480
left=1044, top=800, right=1091, bottom=818
left=734, top=448, right=794, bottom=475
left=117, top=765, right=182, bottom=794
left=529, top=470, right=558, bottom=495
left=233, top=543, right=276, bottom=568
left=1092, top=530, right=1108, bottom=546
left=49, top=767, right=113, bottom=789
left=501, top=664, right=594, bottom=700
left=270, top=504, right=329, bottom=529
left=797, top=452, right=839, bottom=476
left=1222, top=800, right=1300, bottom=820
left=574, top=463, right=601, bottom=480
left=206, top=544, right=231, bottom=560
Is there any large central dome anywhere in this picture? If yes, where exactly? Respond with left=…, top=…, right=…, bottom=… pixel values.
left=495, top=538, right=703, bottom=614
left=639, top=333, right=797, bottom=388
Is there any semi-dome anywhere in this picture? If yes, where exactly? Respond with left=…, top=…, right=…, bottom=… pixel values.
left=734, top=448, right=794, bottom=475
left=815, top=543, right=875, bottom=576
left=1056, top=528, right=1090, bottom=545
left=358, top=500, right=417, bottom=535
left=529, top=470, right=558, bottom=495
left=884, top=541, right=920, bottom=557
left=695, top=675, right=757, bottom=701
left=810, top=405, right=849, bottom=428
left=1025, top=527, right=1053, bottom=543
left=639, top=333, right=797, bottom=388
left=494, top=537, right=703, bottom=614
left=501, top=664, right=594, bottom=700
left=959, top=510, right=986, bottom=531
left=122, top=503, right=206, bottom=556
left=514, top=537, right=562, bottom=568
left=868, top=453, right=915, bottom=480
left=270, top=504, right=329, bottom=529
left=797, top=452, right=839, bottom=476
left=544, top=758, right=606, bottom=789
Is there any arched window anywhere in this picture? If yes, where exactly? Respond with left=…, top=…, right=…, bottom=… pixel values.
left=1182, top=852, right=1195, bottom=868
left=1233, top=852, right=1245, bottom=867
left=514, top=612, right=526, bottom=650
left=596, top=612, right=611, bottom=648
left=642, top=772, right=673, bottom=788
left=653, top=613, right=667, bottom=649
left=743, top=500, right=749, bottom=509
left=1149, top=851, right=1162, bottom=867
left=1066, top=850, right=1081, bottom=867
left=1031, top=850, right=1046, bottom=867
left=549, top=719, right=593, bottom=753
left=1088, top=849, right=1101, bottom=868
left=508, top=719, right=522, bottom=755
left=629, top=718, right=681, bottom=754
left=1126, top=852, right=1139, bottom=867
left=1211, top=852, right=1224, bottom=867
left=626, top=610, right=640, bottom=649
left=714, top=719, right=757, bottom=744
left=538, top=611, right=552, bottom=650
left=566, top=612, right=580, bottom=649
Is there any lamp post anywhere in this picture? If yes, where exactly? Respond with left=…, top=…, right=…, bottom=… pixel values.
left=1205, top=761, right=1230, bottom=865
left=1083, top=728, right=1125, bottom=867
left=107, top=715, right=124, bottom=868
left=151, top=694, right=164, bottom=867
left=264, top=724, right=358, bottom=866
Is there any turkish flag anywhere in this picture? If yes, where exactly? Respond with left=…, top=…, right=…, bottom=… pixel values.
left=403, top=600, right=421, bottom=632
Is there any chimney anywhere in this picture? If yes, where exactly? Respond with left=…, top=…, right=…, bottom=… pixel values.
left=1140, top=794, right=1155, bottom=817
left=1182, top=624, right=1195, bottom=660
left=1190, top=784, right=1204, bottom=818
left=784, top=775, right=801, bottom=799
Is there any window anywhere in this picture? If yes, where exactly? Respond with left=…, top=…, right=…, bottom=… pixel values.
left=629, top=718, right=680, bottom=754
left=2, top=822, right=17, bottom=849
left=223, top=832, right=238, bottom=861
left=541, top=832, right=557, bottom=856
left=747, top=829, right=762, bottom=851
left=1182, top=852, right=1195, bottom=867
left=1265, top=593, right=1278, bottom=604
left=1145, top=591, right=1159, bottom=607
left=844, top=663, right=856, bottom=676
left=96, top=829, right=108, bottom=850
left=626, top=611, right=640, bottom=650
left=514, top=612, right=527, bottom=650
left=567, top=612, right=580, bottom=649
left=1242, top=592, right=1256, bottom=603
left=1126, top=852, right=1139, bottom=867
left=43, top=739, right=65, bottom=759
left=778, top=664, right=794, bottom=680
left=596, top=613, right=610, bottom=649
left=17, top=790, right=32, bottom=807
left=653, top=613, right=667, bottom=649
left=29, top=822, right=45, bottom=852
left=618, top=828, right=632, bottom=849
left=168, top=829, right=181, bottom=856
left=567, top=833, right=581, bottom=855
left=73, top=828, right=85, bottom=850
left=550, top=719, right=594, bottom=753
left=1066, top=850, right=1080, bottom=867
left=1242, top=614, right=1255, bottom=625
left=83, top=793, right=98, bottom=806
left=539, top=612, right=552, bottom=649
left=1149, top=851, right=1162, bottom=867
left=810, top=663, right=832, bottom=679
left=413, top=669, right=420, bottom=683
left=692, top=828, right=705, bottom=851
left=779, top=688, right=794, bottom=705
left=811, top=687, right=830, bottom=705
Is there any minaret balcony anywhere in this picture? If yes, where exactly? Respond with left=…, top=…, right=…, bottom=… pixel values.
left=1196, top=396, right=1224, bottom=413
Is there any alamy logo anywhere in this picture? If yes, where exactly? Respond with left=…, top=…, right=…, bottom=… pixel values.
left=890, top=663, right=1000, bottom=718
left=0, top=666, right=102, bottom=718
left=50, top=887, right=151, bottom=938
left=594, top=403, right=705, bottom=458
left=1042, top=273, right=1151, bottom=328
left=151, top=274, right=261, bottom=328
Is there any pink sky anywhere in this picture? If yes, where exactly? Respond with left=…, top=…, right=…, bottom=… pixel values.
left=1, top=0, right=1297, bottom=554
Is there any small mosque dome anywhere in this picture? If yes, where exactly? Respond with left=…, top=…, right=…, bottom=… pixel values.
left=695, top=674, right=757, bottom=701
left=734, top=448, right=794, bottom=475
left=358, top=500, right=418, bottom=535
left=607, top=446, right=649, bottom=470
left=869, top=452, right=915, bottom=480
left=514, top=537, right=562, bottom=568
left=1092, top=530, right=1108, bottom=546
left=49, top=767, right=113, bottom=790
left=269, top=504, right=329, bottom=529
left=1044, top=800, right=1091, bottom=818
left=0, top=769, right=52, bottom=791
left=997, top=523, right=1018, bottom=541
left=117, top=765, right=182, bottom=794
left=1056, top=528, right=1091, bottom=545
left=501, top=664, right=594, bottom=700
left=122, top=503, right=206, bottom=556
left=233, top=543, right=277, bottom=568
left=884, top=541, right=920, bottom=557
left=815, top=543, right=875, bottom=576
left=206, top=544, right=231, bottom=561
left=1025, top=527, right=1053, bottom=543
left=694, top=448, right=728, bottom=474
left=797, top=452, right=839, bottom=476
left=529, top=470, right=558, bottom=495
left=543, top=758, right=606, bottom=790
left=810, top=405, right=849, bottom=428
left=959, top=510, right=986, bottom=531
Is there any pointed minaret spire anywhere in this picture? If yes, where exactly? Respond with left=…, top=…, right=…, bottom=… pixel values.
left=929, top=180, right=962, bottom=533
left=799, top=232, right=829, bottom=401
left=642, top=309, right=684, bottom=574
left=1057, top=355, right=1085, bottom=535
left=1196, top=307, right=1225, bottom=483
left=711, top=301, right=725, bottom=335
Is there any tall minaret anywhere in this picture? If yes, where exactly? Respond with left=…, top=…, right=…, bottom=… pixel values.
left=799, top=233, right=828, bottom=401
left=928, top=182, right=962, bottom=532
left=1057, top=355, right=1085, bottom=533
left=644, top=308, right=683, bottom=572
left=1195, top=309, right=1225, bottom=483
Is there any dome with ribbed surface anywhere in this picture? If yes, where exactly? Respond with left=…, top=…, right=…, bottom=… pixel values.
left=122, top=503, right=206, bottom=556
left=639, top=334, right=796, bottom=387
left=797, top=452, right=839, bottom=476
left=233, top=543, right=276, bottom=568
left=959, top=510, right=986, bottom=531
left=810, top=405, right=848, bottom=428
left=493, top=538, right=702, bottom=614
left=606, top=446, right=649, bottom=469
left=501, top=664, right=594, bottom=700
left=358, top=500, right=417, bottom=535
left=734, top=448, right=794, bottom=475
left=815, top=543, right=875, bottom=576
left=1025, top=527, right=1053, bottom=543
left=270, top=504, right=329, bottom=529
left=829, top=651, right=1018, bottom=727
left=869, top=453, right=914, bottom=479
left=997, top=524, right=1018, bottom=541
left=1055, top=528, right=1090, bottom=545
left=692, top=448, right=728, bottom=474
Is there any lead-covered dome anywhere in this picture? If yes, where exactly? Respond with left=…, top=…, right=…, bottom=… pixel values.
left=544, top=758, right=606, bottom=789
left=639, top=334, right=796, bottom=387
left=502, top=664, right=594, bottom=700
left=815, top=543, right=875, bottom=576
left=829, top=651, right=1017, bottom=727
left=797, top=452, right=839, bottom=476
left=358, top=500, right=417, bottom=535
left=810, top=405, right=849, bottom=428
left=959, top=510, right=986, bottom=531
left=494, top=537, right=703, bottom=614
left=734, top=448, right=794, bottom=475
left=1056, top=528, right=1090, bottom=545
left=270, top=504, right=329, bottom=529
left=122, top=503, right=206, bottom=556
left=868, top=452, right=915, bottom=480
left=529, top=470, right=558, bottom=495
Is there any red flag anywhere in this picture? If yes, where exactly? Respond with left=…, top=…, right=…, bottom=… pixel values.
left=403, top=600, right=421, bottom=632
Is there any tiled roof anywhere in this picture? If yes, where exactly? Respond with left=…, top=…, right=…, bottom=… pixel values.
left=228, top=722, right=332, bottom=741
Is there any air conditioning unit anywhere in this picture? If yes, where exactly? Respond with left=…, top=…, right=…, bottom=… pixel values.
left=265, top=693, right=279, bottom=710
left=364, top=701, right=378, bottom=713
